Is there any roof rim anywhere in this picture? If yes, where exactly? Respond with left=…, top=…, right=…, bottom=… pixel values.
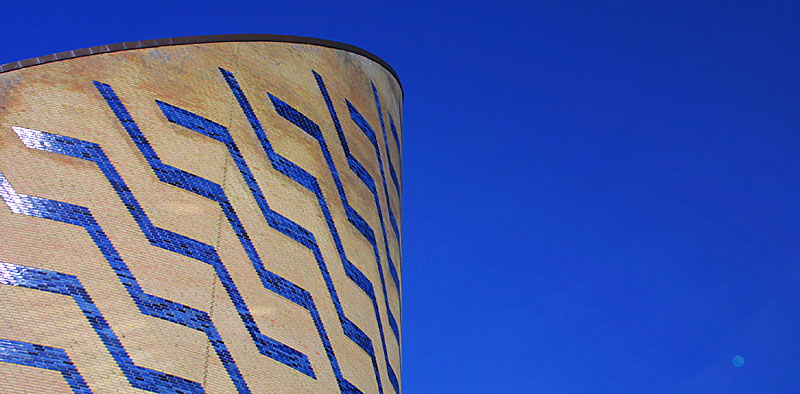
left=0, top=33, right=403, bottom=96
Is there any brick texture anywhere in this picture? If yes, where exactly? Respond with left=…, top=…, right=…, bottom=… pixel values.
left=0, top=40, right=402, bottom=394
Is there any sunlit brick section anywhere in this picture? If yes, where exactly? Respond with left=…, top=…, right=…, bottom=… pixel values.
left=0, top=37, right=402, bottom=394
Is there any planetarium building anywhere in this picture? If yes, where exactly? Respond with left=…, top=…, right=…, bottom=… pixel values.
left=0, top=35, right=402, bottom=393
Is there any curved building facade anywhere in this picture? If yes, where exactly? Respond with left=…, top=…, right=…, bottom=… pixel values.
left=0, top=35, right=402, bottom=393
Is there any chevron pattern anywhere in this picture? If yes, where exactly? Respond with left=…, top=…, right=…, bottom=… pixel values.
left=0, top=43, right=401, bottom=393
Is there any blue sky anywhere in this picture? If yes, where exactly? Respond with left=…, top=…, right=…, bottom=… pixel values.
left=3, top=1, right=800, bottom=392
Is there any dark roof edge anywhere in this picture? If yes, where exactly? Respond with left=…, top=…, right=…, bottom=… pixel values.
left=0, top=34, right=403, bottom=95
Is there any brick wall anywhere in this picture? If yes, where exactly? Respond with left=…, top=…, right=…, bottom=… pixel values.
left=0, top=40, right=402, bottom=393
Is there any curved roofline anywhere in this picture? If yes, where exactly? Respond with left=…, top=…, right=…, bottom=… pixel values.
left=0, top=34, right=402, bottom=95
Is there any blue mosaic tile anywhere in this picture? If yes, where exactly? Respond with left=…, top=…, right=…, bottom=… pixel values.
left=268, top=80, right=407, bottom=393
left=0, top=336, right=91, bottom=394
left=389, top=114, right=401, bottom=162
left=349, top=92, right=401, bottom=260
left=314, top=73, right=401, bottom=392
left=92, top=83, right=324, bottom=384
left=205, top=68, right=372, bottom=394
left=265, top=88, right=398, bottom=393
left=2, top=70, right=401, bottom=394
left=329, top=97, right=403, bottom=302
left=370, top=83, right=402, bottom=283
left=0, top=176, right=206, bottom=394
left=387, top=114, right=402, bottom=215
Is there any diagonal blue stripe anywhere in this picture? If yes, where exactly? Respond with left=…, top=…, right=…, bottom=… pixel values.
left=345, top=102, right=402, bottom=298
left=0, top=336, right=91, bottom=394
left=315, top=73, right=401, bottom=392
left=0, top=173, right=205, bottom=394
left=13, top=126, right=281, bottom=392
left=352, top=88, right=401, bottom=250
left=156, top=99, right=358, bottom=391
left=211, top=68, right=363, bottom=394
left=92, top=82, right=320, bottom=381
left=267, top=87, right=396, bottom=394
left=346, top=102, right=401, bottom=342
left=386, top=114, right=401, bottom=213
left=389, top=114, right=401, bottom=167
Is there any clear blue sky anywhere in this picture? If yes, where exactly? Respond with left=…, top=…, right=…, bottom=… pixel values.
left=3, top=1, right=800, bottom=392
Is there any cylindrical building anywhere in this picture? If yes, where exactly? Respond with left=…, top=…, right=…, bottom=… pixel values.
left=0, top=35, right=402, bottom=394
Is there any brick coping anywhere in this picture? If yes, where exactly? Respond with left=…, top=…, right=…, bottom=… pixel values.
left=0, top=34, right=402, bottom=95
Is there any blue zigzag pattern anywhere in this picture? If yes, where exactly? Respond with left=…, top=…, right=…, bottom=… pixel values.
left=387, top=114, right=401, bottom=215
left=158, top=68, right=404, bottom=393
left=94, top=82, right=361, bottom=393
left=1, top=71, right=401, bottom=393
left=266, top=70, right=402, bottom=392
left=322, top=90, right=403, bottom=303
left=346, top=97, right=403, bottom=339
left=389, top=114, right=401, bottom=167
left=365, top=84, right=401, bottom=249
left=0, top=164, right=205, bottom=394
left=373, top=88, right=403, bottom=317
left=213, top=68, right=377, bottom=393
left=316, top=73, right=405, bottom=386
left=315, top=76, right=402, bottom=340
left=0, top=335, right=91, bottom=394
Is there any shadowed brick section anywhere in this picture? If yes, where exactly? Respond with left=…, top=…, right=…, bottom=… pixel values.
left=0, top=38, right=401, bottom=393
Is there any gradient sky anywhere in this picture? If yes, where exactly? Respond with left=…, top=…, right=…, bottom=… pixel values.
left=3, top=1, right=800, bottom=392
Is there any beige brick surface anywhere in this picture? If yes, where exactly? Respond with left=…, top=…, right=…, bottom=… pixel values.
left=0, top=40, right=401, bottom=393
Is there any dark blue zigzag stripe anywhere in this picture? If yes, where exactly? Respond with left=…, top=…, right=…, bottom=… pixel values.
left=387, top=114, right=401, bottom=212
left=363, top=85, right=400, bottom=249
left=266, top=91, right=390, bottom=392
left=389, top=114, right=401, bottom=164
left=0, top=172, right=205, bottom=394
left=336, top=96, right=402, bottom=297
left=91, top=82, right=339, bottom=385
left=156, top=99, right=364, bottom=394
left=268, top=81, right=403, bottom=393
left=0, top=336, right=91, bottom=394
left=345, top=99, right=401, bottom=344
left=314, top=73, right=401, bottom=391
left=216, top=68, right=368, bottom=394
left=14, top=126, right=260, bottom=392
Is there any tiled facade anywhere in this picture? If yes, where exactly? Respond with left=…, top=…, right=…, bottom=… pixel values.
left=0, top=38, right=402, bottom=393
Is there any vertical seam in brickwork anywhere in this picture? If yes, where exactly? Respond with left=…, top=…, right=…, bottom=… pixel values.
left=203, top=153, right=230, bottom=389
left=201, top=44, right=242, bottom=390
left=202, top=269, right=219, bottom=388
